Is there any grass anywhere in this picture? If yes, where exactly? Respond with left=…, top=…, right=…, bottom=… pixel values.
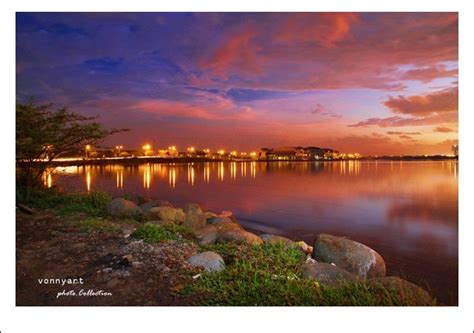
left=74, top=217, right=121, bottom=233
left=132, top=223, right=195, bottom=243
left=182, top=242, right=429, bottom=306
left=22, top=188, right=111, bottom=217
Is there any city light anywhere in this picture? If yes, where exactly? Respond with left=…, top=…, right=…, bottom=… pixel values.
left=187, top=147, right=196, bottom=153
left=218, top=149, right=225, bottom=156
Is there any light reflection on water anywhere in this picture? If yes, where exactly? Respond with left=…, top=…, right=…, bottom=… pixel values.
left=47, top=160, right=458, bottom=304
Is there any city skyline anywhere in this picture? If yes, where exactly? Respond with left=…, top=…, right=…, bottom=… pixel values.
left=16, top=12, right=458, bottom=155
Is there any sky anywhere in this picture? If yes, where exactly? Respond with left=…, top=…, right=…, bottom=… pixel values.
left=16, top=12, right=458, bottom=155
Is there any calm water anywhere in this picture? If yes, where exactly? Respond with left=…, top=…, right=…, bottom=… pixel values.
left=47, top=160, right=458, bottom=305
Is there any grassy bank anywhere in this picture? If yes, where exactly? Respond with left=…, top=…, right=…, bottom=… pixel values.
left=17, top=188, right=437, bottom=306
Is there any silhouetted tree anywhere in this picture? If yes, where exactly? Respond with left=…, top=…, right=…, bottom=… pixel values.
left=16, top=100, right=127, bottom=196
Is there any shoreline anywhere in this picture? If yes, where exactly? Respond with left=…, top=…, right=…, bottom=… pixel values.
left=16, top=190, right=441, bottom=306
left=30, top=155, right=457, bottom=167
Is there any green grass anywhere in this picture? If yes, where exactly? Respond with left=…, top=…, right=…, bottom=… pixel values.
left=74, top=217, right=121, bottom=233
left=182, top=243, right=429, bottom=306
left=23, top=188, right=111, bottom=217
left=132, top=223, right=195, bottom=243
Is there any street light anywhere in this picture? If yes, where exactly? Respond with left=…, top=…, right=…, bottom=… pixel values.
left=85, top=145, right=91, bottom=159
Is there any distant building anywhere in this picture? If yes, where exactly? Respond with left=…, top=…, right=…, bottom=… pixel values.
left=452, top=144, right=458, bottom=157
left=260, top=146, right=339, bottom=160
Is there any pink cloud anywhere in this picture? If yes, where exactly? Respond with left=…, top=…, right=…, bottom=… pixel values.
left=276, top=13, right=359, bottom=47
left=384, top=87, right=458, bottom=115
left=401, top=66, right=458, bottom=83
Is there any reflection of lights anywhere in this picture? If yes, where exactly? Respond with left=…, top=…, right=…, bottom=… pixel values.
left=204, top=163, right=210, bottom=183
left=169, top=167, right=176, bottom=189
left=143, top=164, right=151, bottom=189
left=187, top=164, right=195, bottom=186
left=231, top=162, right=237, bottom=180
left=86, top=169, right=91, bottom=192
left=218, top=162, right=224, bottom=181
left=251, top=161, right=256, bottom=178
left=241, top=162, right=247, bottom=177
left=43, top=171, right=52, bottom=188
left=116, top=169, right=123, bottom=189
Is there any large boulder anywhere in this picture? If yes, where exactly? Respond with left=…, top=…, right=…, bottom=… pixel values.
left=210, top=217, right=242, bottom=233
left=184, top=203, right=203, bottom=215
left=143, top=206, right=185, bottom=223
left=301, top=262, right=359, bottom=287
left=312, top=234, right=386, bottom=279
left=261, top=234, right=294, bottom=247
left=218, top=229, right=263, bottom=245
left=183, top=207, right=207, bottom=230
left=194, top=225, right=218, bottom=245
left=107, top=198, right=141, bottom=218
left=140, top=200, right=173, bottom=212
left=368, top=276, right=435, bottom=305
left=187, top=251, right=225, bottom=273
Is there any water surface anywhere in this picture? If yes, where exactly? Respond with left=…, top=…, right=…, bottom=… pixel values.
left=47, top=160, right=458, bottom=305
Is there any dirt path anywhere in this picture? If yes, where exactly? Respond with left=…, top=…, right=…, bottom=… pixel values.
left=16, top=210, right=200, bottom=306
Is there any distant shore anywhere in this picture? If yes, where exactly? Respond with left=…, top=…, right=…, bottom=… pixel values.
left=30, top=155, right=458, bottom=167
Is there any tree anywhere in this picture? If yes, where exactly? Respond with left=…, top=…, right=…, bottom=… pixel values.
left=16, top=100, right=127, bottom=194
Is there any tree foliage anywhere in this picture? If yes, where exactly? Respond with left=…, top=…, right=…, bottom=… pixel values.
left=16, top=100, right=127, bottom=192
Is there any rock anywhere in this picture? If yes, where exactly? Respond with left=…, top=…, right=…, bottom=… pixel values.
left=261, top=234, right=294, bottom=246
left=187, top=251, right=225, bottom=273
left=140, top=200, right=173, bottom=212
left=209, top=216, right=242, bottom=232
left=203, top=211, right=217, bottom=221
left=312, top=234, right=386, bottom=279
left=219, top=210, right=233, bottom=217
left=122, top=254, right=134, bottom=262
left=295, top=241, right=313, bottom=255
left=195, top=225, right=218, bottom=245
left=218, top=229, right=263, bottom=245
left=368, top=276, right=435, bottom=305
left=143, top=206, right=185, bottom=223
left=183, top=203, right=203, bottom=214
left=131, top=261, right=144, bottom=268
left=107, top=198, right=141, bottom=218
left=183, top=209, right=207, bottom=230
left=301, top=262, right=359, bottom=286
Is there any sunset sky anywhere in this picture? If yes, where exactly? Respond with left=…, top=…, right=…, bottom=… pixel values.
left=16, top=12, right=458, bottom=155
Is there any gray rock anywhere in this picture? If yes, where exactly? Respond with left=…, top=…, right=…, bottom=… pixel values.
left=367, top=276, right=435, bottom=305
left=140, top=200, right=173, bottom=212
left=302, top=262, right=359, bottom=286
left=107, top=198, right=141, bottom=218
left=218, top=229, right=264, bottom=245
left=187, top=251, right=225, bottom=273
left=261, top=234, right=294, bottom=246
left=143, top=206, right=185, bottom=223
left=312, top=234, right=386, bottom=279
left=195, top=225, right=218, bottom=245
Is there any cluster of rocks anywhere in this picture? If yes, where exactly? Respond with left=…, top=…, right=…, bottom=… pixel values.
left=107, top=197, right=434, bottom=305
